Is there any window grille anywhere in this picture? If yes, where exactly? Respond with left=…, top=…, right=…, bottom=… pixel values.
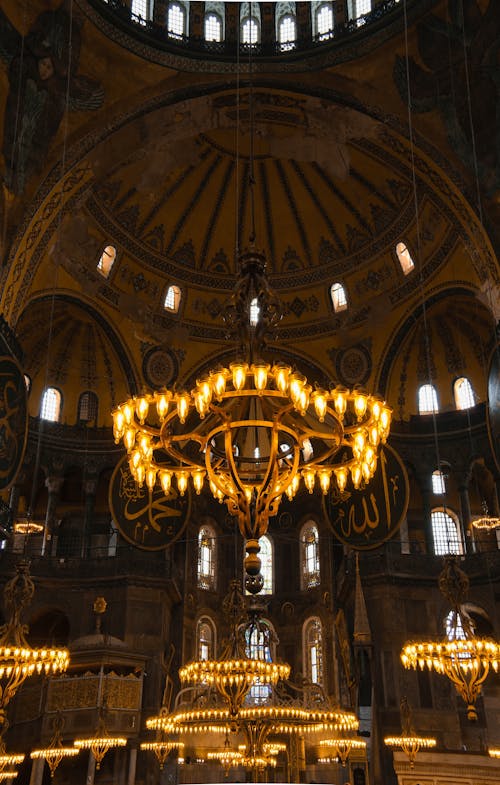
left=41, top=387, right=61, bottom=422
left=418, top=384, right=438, bottom=415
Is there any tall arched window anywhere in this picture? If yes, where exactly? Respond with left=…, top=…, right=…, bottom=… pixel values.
left=246, top=619, right=275, bottom=704
left=205, top=12, right=222, bottom=42
left=431, top=508, right=463, bottom=556
left=396, top=241, right=414, bottom=274
left=312, top=2, right=334, bottom=40
left=167, top=2, right=187, bottom=39
left=418, top=384, right=438, bottom=415
left=131, top=0, right=151, bottom=24
left=303, top=617, right=324, bottom=686
left=40, top=387, right=62, bottom=422
left=276, top=3, right=297, bottom=50
left=330, top=282, right=348, bottom=313
left=454, top=377, right=475, bottom=410
left=198, top=525, right=216, bottom=590
left=97, top=245, right=116, bottom=278
left=164, top=284, right=181, bottom=312
left=348, top=0, right=372, bottom=23
left=300, top=522, right=320, bottom=589
left=78, top=391, right=98, bottom=424
left=431, top=469, right=446, bottom=495
left=197, top=616, right=216, bottom=660
left=241, top=3, right=260, bottom=44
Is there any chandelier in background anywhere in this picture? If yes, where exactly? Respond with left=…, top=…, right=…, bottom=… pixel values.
left=30, top=714, right=79, bottom=777
left=113, top=249, right=392, bottom=590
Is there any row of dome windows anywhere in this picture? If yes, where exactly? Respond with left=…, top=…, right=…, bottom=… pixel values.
left=97, top=240, right=415, bottom=317
left=124, top=1, right=378, bottom=47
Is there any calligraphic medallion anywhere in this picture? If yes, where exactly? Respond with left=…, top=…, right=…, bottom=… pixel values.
left=487, top=344, right=500, bottom=473
left=109, top=456, right=191, bottom=550
left=322, top=444, right=409, bottom=550
left=0, top=354, right=28, bottom=491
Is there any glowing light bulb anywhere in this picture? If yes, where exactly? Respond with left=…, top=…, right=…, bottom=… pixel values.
left=211, top=370, right=226, bottom=398
left=319, top=470, right=331, bottom=494
left=354, top=392, right=368, bottom=419
left=252, top=363, right=270, bottom=391
left=312, top=390, right=327, bottom=421
left=334, top=388, right=347, bottom=417
left=273, top=363, right=291, bottom=394
left=146, top=467, right=157, bottom=491
left=230, top=362, right=248, bottom=391
left=289, top=373, right=306, bottom=406
left=193, top=471, right=205, bottom=494
left=123, top=403, right=134, bottom=425
left=177, top=393, right=190, bottom=423
left=136, top=397, right=149, bottom=424
left=176, top=471, right=188, bottom=496
left=335, top=466, right=348, bottom=492
left=159, top=470, right=172, bottom=494
left=303, top=468, right=316, bottom=494
left=123, top=428, right=136, bottom=452
left=351, top=463, right=362, bottom=489
left=156, top=393, right=170, bottom=419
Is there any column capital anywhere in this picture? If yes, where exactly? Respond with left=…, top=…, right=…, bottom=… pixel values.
left=45, top=475, right=64, bottom=495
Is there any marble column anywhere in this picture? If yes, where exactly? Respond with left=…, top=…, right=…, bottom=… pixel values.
left=28, top=757, right=45, bottom=785
left=127, top=747, right=137, bottom=785
left=85, top=750, right=96, bottom=785
left=42, top=475, right=64, bottom=556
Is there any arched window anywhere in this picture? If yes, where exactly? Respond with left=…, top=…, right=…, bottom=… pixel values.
left=167, top=2, right=186, bottom=39
left=312, top=2, right=334, bottom=40
left=78, top=391, right=98, bottom=424
left=276, top=3, right=297, bottom=50
left=303, top=617, right=324, bottom=685
left=454, top=377, right=475, bottom=410
left=330, top=282, right=348, bottom=313
left=246, top=619, right=275, bottom=704
left=245, top=536, right=273, bottom=595
left=164, top=284, right=181, bottom=312
left=348, top=0, right=372, bottom=23
left=241, top=3, right=261, bottom=44
left=40, top=387, right=62, bottom=422
left=431, top=469, right=446, bottom=495
left=300, top=522, right=320, bottom=589
left=197, top=616, right=216, bottom=660
left=205, top=12, right=222, bottom=42
left=396, top=241, right=415, bottom=274
left=431, top=508, right=463, bottom=556
left=97, top=245, right=116, bottom=278
left=418, top=384, right=438, bottom=415
left=250, top=296, right=260, bottom=326
left=198, top=525, right=216, bottom=590
left=131, top=0, right=151, bottom=24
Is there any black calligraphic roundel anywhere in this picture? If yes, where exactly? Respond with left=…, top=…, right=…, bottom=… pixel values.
left=487, top=344, right=500, bottom=473
left=0, top=355, right=28, bottom=491
left=109, top=456, right=191, bottom=550
left=322, top=444, right=409, bottom=550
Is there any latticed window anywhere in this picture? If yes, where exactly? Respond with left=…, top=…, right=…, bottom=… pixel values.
left=432, top=469, right=446, bottom=495
left=246, top=621, right=274, bottom=703
left=454, top=377, right=475, bottom=410
left=197, top=617, right=216, bottom=660
left=167, top=2, right=186, bottom=38
left=197, top=525, right=216, bottom=589
left=315, top=3, right=334, bottom=39
left=418, top=384, right=438, bottom=415
left=396, top=241, right=414, bottom=274
left=301, top=523, right=320, bottom=589
left=97, top=245, right=116, bottom=278
left=164, top=284, right=181, bottom=312
left=348, top=0, right=372, bottom=21
left=331, top=282, right=347, bottom=312
left=78, top=391, right=98, bottom=424
left=41, top=387, right=61, bottom=422
left=304, top=617, right=324, bottom=685
left=205, top=13, right=222, bottom=41
left=431, top=508, right=463, bottom=556
left=131, top=0, right=150, bottom=23
left=278, top=14, right=296, bottom=49
left=242, top=16, right=259, bottom=44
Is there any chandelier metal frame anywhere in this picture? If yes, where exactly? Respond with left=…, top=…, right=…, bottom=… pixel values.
left=384, top=734, right=436, bottom=768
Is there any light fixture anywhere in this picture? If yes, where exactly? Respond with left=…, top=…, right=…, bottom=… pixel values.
left=401, top=559, right=500, bottom=720
left=0, top=737, right=24, bottom=776
left=0, top=772, right=18, bottom=781
left=0, top=562, right=69, bottom=729
left=384, top=735, right=436, bottom=768
left=471, top=501, right=500, bottom=531
left=74, top=706, right=127, bottom=769
left=489, top=747, right=500, bottom=758
left=112, top=249, right=391, bottom=590
left=319, top=737, right=367, bottom=766
left=207, top=732, right=243, bottom=775
left=30, top=714, right=79, bottom=777
left=12, top=517, right=44, bottom=536
left=140, top=739, right=184, bottom=770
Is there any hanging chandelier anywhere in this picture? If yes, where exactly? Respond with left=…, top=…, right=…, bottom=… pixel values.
left=30, top=714, right=79, bottom=777
left=140, top=738, right=184, bottom=770
left=113, top=249, right=391, bottom=589
left=73, top=706, right=127, bottom=769
left=319, top=736, right=367, bottom=766
left=471, top=501, right=500, bottom=531
left=384, top=735, right=436, bottom=768
left=0, top=562, right=69, bottom=729
left=401, top=559, right=500, bottom=720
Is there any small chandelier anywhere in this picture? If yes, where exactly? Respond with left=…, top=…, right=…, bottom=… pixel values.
left=74, top=706, right=127, bottom=769
left=112, top=249, right=391, bottom=589
left=319, top=737, right=366, bottom=766
left=30, top=714, right=79, bottom=777
left=489, top=748, right=500, bottom=758
left=401, top=559, right=500, bottom=720
left=0, top=734, right=24, bottom=777
left=207, top=733, right=243, bottom=775
left=0, top=772, right=18, bottom=781
left=471, top=501, right=500, bottom=531
left=0, top=562, right=69, bottom=730
left=384, top=735, right=436, bottom=768
left=140, top=739, right=184, bottom=770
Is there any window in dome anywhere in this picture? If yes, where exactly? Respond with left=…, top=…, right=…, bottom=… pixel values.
left=418, top=384, right=438, bottom=415
left=131, top=0, right=151, bottom=24
left=301, top=522, right=320, bottom=589
left=454, top=377, right=475, bottom=411
left=242, top=16, right=259, bottom=44
left=245, top=535, right=273, bottom=595
left=245, top=620, right=274, bottom=704
left=348, top=0, right=372, bottom=24
left=313, top=2, right=334, bottom=40
left=78, top=391, right=98, bottom=424
left=330, top=282, right=348, bottom=313
left=198, top=525, right=216, bottom=590
left=197, top=616, right=216, bottom=660
left=431, top=508, right=463, bottom=556
left=40, top=387, right=62, bottom=422
left=205, top=12, right=222, bottom=42
left=432, top=469, right=446, bottom=496
left=97, top=245, right=116, bottom=278
left=164, top=284, right=181, bottom=313
left=304, top=617, right=324, bottom=686
left=278, top=11, right=297, bottom=51
left=167, top=2, right=186, bottom=39
left=396, top=241, right=415, bottom=275
left=250, top=296, right=260, bottom=326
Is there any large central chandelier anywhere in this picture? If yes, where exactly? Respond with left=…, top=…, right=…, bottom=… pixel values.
left=113, top=249, right=391, bottom=589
